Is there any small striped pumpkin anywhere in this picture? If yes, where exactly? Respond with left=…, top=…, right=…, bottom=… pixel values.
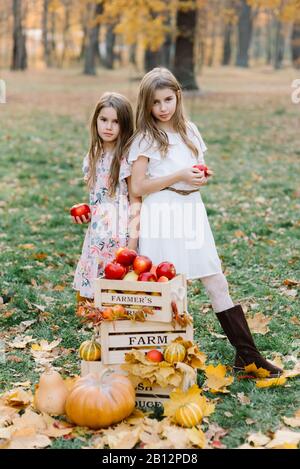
left=164, top=342, right=186, bottom=364
left=79, top=339, right=101, bottom=361
left=174, top=402, right=203, bottom=427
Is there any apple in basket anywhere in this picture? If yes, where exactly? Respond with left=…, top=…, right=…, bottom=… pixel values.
left=157, top=276, right=169, bottom=282
left=146, top=350, right=164, bottom=363
left=138, top=272, right=157, bottom=282
left=156, top=262, right=176, bottom=280
left=104, top=262, right=127, bottom=280
left=133, top=255, right=152, bottom=275
left=192, top=164, right=210, bottom=177
left=115, top=247, right=137, bottom=267
left=70, top=203, right=91, bottom=218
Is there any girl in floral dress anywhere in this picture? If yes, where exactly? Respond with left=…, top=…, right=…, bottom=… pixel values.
left=72, top=92, right=140, bottom=299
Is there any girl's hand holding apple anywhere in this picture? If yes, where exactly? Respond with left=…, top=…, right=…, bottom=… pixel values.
left=70, top=204, right=91, bottom=224
left=179, top=167, right=207, bottom=187
left=72, top=213, right=91, bottom=224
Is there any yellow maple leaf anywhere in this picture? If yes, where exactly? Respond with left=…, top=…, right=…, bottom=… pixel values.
left=4, top=389, right=33, bottom=408
left=185, top=345, right=207, bottom=370
left=186, top=427, right=207, bottom=449
left=204, top=364, right=234, bottom=393
left=256, top=376, right=287, bottom=388
left=244, top=363, right=270, bottom=378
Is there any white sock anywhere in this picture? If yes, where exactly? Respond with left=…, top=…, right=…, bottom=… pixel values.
left=200, top=273, right=234, bottom=313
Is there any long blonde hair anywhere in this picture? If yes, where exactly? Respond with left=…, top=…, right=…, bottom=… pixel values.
left=134, top=67, right=198, bottom=157
left=87, top=92, right=133, bottom=196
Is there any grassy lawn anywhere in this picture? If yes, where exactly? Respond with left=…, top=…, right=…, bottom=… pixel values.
left=0, top=66, right=299, bottom=449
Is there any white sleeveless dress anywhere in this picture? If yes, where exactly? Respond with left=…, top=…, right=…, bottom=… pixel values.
left=127, top=122, right=222, bottom=280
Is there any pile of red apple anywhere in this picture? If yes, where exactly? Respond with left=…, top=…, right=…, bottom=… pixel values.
left=104, top=248, right=176, bottom=283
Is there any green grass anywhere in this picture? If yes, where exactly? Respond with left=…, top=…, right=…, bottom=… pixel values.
left=0, top=68, right=299, bottom=449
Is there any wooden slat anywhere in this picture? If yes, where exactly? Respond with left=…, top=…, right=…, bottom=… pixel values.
left=107, top=330, right=190, bottom=348
left=101, top=292, right=164, bottom=307
left=101, top=319, right=193, bottom=334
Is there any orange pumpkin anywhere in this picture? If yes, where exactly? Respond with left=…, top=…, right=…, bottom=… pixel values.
left=164, top=342, right=186, bottom=364
left=65, top=369, right=135, bottom=429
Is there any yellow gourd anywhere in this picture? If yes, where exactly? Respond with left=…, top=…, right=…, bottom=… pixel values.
left=79, top=338, right=101, bottom=361
left=174, top=402, right=203, bottom=427
left=164, top=342, right=186, bottom=364
left=34, top=367, right=69, bottom=416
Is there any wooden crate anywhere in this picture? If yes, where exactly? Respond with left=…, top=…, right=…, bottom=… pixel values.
left=99, top=319, right=194, bottom=365
left=93, top=274, right=187, bottom=323
left=80, top=361, right=193, bottom=411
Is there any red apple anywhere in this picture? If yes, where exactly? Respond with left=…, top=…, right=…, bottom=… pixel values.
left=146, top=349, right=164, bottom=363
left=193, top=164, right=210, bottom=177
left=133, top=255, right=152, bottom=275
left=156, top=262, right=176, bottom=280
left=115, top=247, right=137, bottom=266
left=157, top=276, right=169, bottom=282
left=138, top=272, right=157, bottom=282
left=104, top=262, right=127, bottom=280
left=70, top=203, right=91, bottom=218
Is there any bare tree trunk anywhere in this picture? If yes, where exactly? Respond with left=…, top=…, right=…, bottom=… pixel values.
left=236, top=0, right=253, bottom=67
left=129, top=43, right=136, bottom=66
left=144, top=9, right=172, bottom=71
left=11, top=0, right=27, bottom=70
left=104, top=24, right=116, bottom=69
left=266, top=11, right=272, bottom=64
left=48, top=9, right=57, bottom=66
left=208, top=20, right=217, bottom=67
left=60, top=0, right=72, bottom=67
left=173, top=5, right=198, bottom=90
left=291, top=20, right=300, bottom=69
left=253, top=25, right=262, bottom=61
left=42, top=0, right=51, bottom=66
left=83, top=2, right=103, bottom=75
left=223, top=22, right=233, bottom=65
left=144, top=49, right=161, bottom=71
left=274, top=18, right=285, bottom=69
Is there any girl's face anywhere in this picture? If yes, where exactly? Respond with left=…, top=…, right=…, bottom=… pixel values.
left=151, top=88, right=177, bottom=123
left=97, top=106, right=120, bottom=144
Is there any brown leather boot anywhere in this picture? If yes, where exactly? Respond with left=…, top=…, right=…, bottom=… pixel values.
left=216, top=305, right=283, bottom=377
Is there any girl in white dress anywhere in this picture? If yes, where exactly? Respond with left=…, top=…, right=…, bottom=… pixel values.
left=128, top=67, right=282, bottom=377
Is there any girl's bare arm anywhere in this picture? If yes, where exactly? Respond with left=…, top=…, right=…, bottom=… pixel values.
left=131, top=156, right=207, bottom=197
left=126, top=176, right=142, bottom=251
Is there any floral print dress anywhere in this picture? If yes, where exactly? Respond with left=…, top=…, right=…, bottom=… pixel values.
left=73, top=151, right=131, bottom=298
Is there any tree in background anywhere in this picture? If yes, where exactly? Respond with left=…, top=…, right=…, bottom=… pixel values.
left=83, top=0, right=103, bottom=75
left=11, top=0, right=27, bottom=70
left=173, top=1, right=198, bottom=89
left=222, top=0, right=239, bottom=65
left=248, top=0, right=300, bottom=69
left=236, top=0, right=253, bottom=66
left=291, top=17, right=300, bottom=68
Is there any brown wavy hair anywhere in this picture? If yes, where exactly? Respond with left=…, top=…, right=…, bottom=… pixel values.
left=133, top=67, right=198, bottom=158
left=86, top=92, right=134, bottom=196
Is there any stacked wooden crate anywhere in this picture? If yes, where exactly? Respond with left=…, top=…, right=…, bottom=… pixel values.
left=81, top=274, right=194, bottom=410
